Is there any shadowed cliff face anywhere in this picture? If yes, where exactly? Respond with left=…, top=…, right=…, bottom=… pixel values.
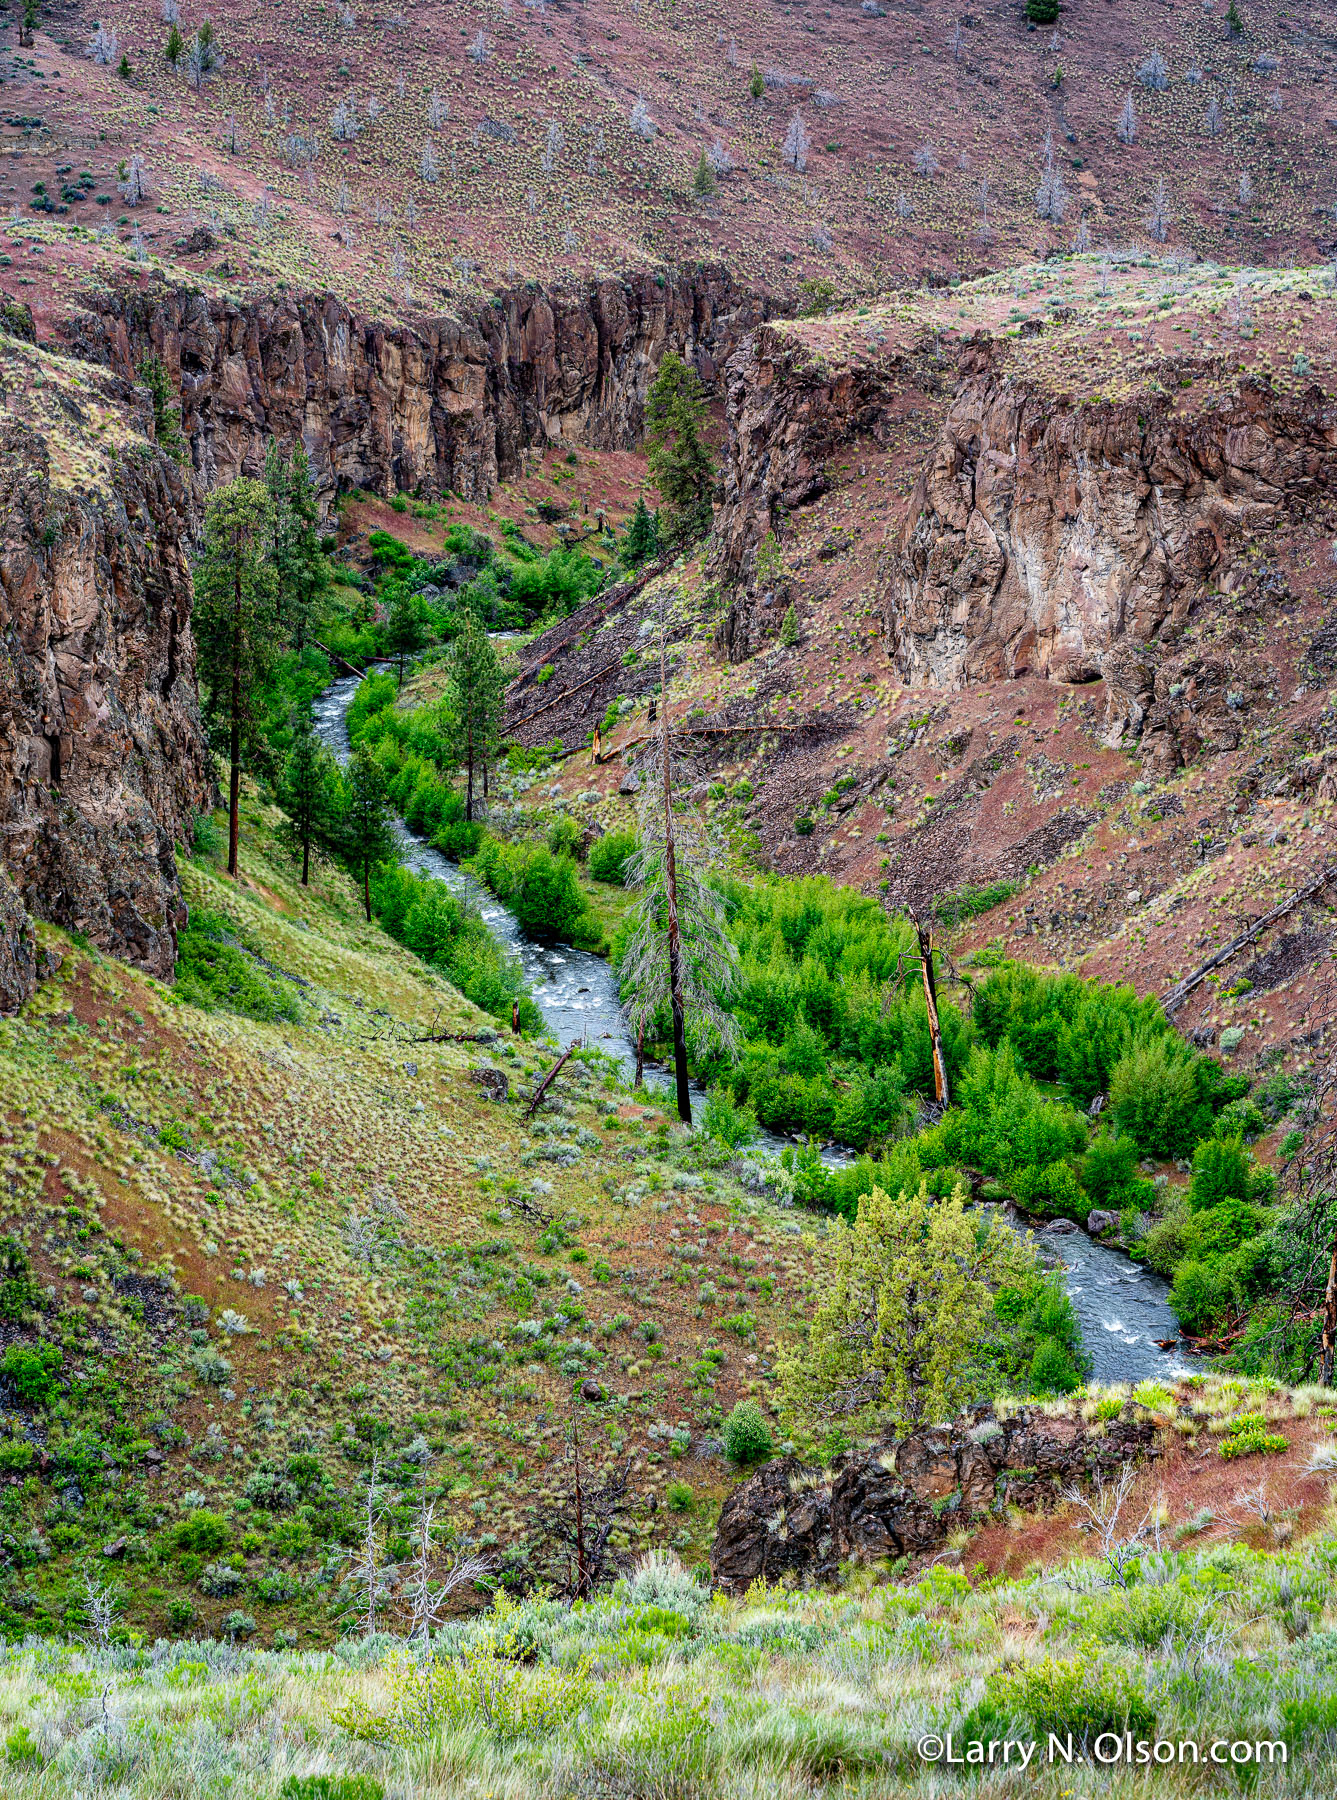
left=67, top=268, right=779, bottom=512
left=0, top=416, right=210, bottom=1000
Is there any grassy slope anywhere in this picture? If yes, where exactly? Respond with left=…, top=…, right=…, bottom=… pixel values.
left=0, top=792, right=824, bottom=1648
left=0, top=1381, right=1334, bottom=1794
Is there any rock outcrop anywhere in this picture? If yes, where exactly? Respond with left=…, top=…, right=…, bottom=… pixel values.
left=0, top=407, right=209, bottom=990
left=710, top=1403, right=1159, bottom=1592
left=709, top=322, right=993, bottom=662
left=67, top=267, right=779, bottom=512
left=889, top=373, right=1337, bottom=749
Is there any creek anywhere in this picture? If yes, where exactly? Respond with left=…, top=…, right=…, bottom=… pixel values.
left=314, top=670, right=1191, bottom=1384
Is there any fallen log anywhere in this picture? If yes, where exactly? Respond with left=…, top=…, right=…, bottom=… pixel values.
left=525, top=1044, right=576, bottom=1117
left=310, top=638, right=366, bottom=679
left=1160, top=862, right=1337, bottom=1016
left=508, top=659, right=627, bottom=733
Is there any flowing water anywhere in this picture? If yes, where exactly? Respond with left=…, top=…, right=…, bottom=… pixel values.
left=314, top=669, right=1191, bottom=1383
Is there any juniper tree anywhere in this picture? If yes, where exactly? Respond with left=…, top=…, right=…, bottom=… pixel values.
left=913, top=141, right=940, bottom=176
left=748, top=64, right=763, bottom=99
left=693, top=151, right=717, bottom=197
left=1116, top=93, right=1138, bottom=144
left=619, top=600, right=740, bottom=1122
left=1205, top=94, right=1223, bottom=135
left=629, top=95, right=655, bottom=139
left=778, top=1181, right=1035, bottom=1437
left=138, top=355, right=185, bottom=461
left=1137, top=50, right=1169, bottom=90
left=277, top=707, right=340, bottom=885
left=782, top=110, right=810, bottom=173
left=707, top=139, right=734, bottom=176
left=644, top=353, right=714, bottom=547
left=420, top=138, right=439, bottom=182
left=341, top=742, right=395, bottom=921
left=19, top=0, right=36, bottom=47
left=428, top=89, right=449, bottom=128
left=441, top=610, right=504, bottom=821
left=193, top=479, right=280, bottom=878
left=468, top=28, right=489, bottom=62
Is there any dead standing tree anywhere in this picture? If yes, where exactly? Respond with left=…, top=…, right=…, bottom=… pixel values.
left=538, top=1412, right=630, bottom=1599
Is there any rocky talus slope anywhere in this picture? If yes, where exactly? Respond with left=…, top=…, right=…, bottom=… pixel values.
left=0, top=339, right=208, bottom=1004
left=68, top=267, right=777, bottom=511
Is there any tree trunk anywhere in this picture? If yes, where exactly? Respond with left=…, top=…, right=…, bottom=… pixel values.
left=1321, top=1234, right=1337, bottom=1388
left=659, top=631, right=691, bottom=1124
left=227, top=557, right=242, bottom=878
left=301, top=830, right=310, bottom=887
left=635, top=1019, right=645, bottom=1090
left=465, top=717, right=475, bottom=822
left=915, top=918, right=950, bottom=1108
left=572, top=1415, right=588, bottom=1602
left=363, top=860, right=372, bottom=923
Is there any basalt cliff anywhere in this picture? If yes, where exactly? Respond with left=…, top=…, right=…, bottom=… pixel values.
left=0, top=351, right=209, bottom=1007
left=67, top=266, right=778, bottom=512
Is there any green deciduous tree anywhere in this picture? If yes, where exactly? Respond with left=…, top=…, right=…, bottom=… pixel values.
left=644, top=353, right=715, bottom=548
left=440, top=610, right=505, bottom=821
left=779, top=1181, right=1035, bottom=1436
left=193, top=478, right=280, bottom=877
left=277, top=708, right=341, bottom=885
left=342, top=742, right=396, bottom=921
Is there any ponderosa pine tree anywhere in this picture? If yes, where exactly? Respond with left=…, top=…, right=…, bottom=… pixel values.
left=441, top=610, right=504, bottom=821
left=622, top=497, right=659, bottom=568
left=264, top=440, right=328, bottom=650
left=341, top=742, right=395, bottom=921
left=384, top=585, right=425, bottom=688
left=193, top=478, right=280, bottom=877
left=277, top=708, right=340, bottom=885
left=644, top=353, right=714, bottom=547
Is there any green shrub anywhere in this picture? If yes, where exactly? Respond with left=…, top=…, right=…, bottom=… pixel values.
left=588, top=828, right=638, bottom=885
left=721, top=1400, right=772, bottom=1465
left=1028, top=1336, right=1082, bottom=1396
left=175, top=1509, right=229, bottom=1555
left=546, top=814, right=582, bottom=859
left=0, top=1239, right=41, bottom=1322
left=665, top=1480, right=695, bottom=1513
left=175, top=907, right=300, bottom=1024
left=1189, top=1134, right=1273, bottom=1209
left=280, top=1780, right=385, bottom=1800
left=1081, top=1132, right=1154, bottom=1210
left=4, top=1725, right=42, bottom=1767
left=702, top=1088, right=756, bottom=1149
left=987, top=1655, right=1155, bottom=1749
left=468, top=839, right=593, bottom=943
left=0, top=1440, right=34, bottom=1473
left=1219, top=1411, right=1288, bottom=1458
left=1, top=1343, right=61, bottom=1407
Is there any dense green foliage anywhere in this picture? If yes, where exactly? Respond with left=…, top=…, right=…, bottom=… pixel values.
left=370, top=863, right=540, bottom=1028
left=644, top=354, right=715, bottom=545
left=467, top=838, right=596, bottom=946
left=174, top=906, right=302, bottom=1023
left=587, top=829, right=639, bottom=886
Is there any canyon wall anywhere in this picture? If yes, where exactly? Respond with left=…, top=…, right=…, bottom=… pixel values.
left=891, top=372, right=1337, bottom=707
left=0, top=405, right=209, bottom=1005
left=67, top=267, right=779, bottom=512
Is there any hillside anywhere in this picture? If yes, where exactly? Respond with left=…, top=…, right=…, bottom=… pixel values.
left=0, top=0, right=1334, bottom=315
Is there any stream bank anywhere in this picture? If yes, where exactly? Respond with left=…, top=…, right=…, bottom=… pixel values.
left=314, top=669, right=1192, bottom=1384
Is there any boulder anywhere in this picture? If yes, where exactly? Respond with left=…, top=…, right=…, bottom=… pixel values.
left=711, top=1404, right=1159, bottom=1593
